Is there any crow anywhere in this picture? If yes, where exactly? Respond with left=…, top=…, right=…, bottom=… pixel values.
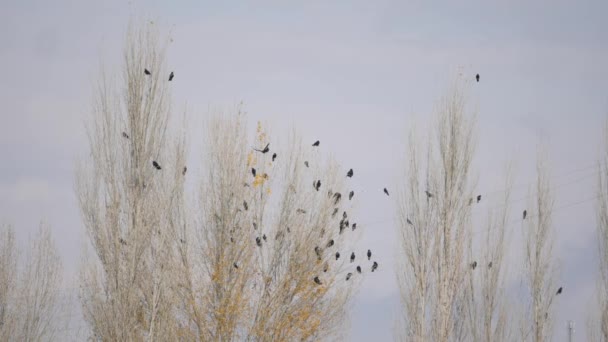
left=346, top=273, right=352, bottom=281
left=367, top=249, right=371, bottom=260
left=349, top=191, right=354, bottom=200
left=152, top=161, right=162, bottom=170
left=254, top=143, right=270, bottom=153
left=327, top=239, right=334, bottom=248
left=122, top=132, right=129, bottom=139
left=243, top=201, right=248, bottom=211
left=144, top=68, right=151, bottom=75
left=335, top=252, right=340, bottom=260
left=477, top=195, right=481, bottom=203
left=256, top=237, right=262, bottom=247
left=333, top=193, right=342, bottom=205
left=252, top=168, right=256, bottom=177
left=350, top=252, right=355, bottom=263
left=425, top=190, right=433, bottom=198
left=313, top=140, right=320, bottom=147
left=488, top=261, right=493, bottom=268
left=182, top=166, right=187, bottom=176
left=351, top=223, right=357, bottom=231
left=371, top=261, right=378, bottom=272
left=556, top=287, right=563, bottom=295
left=169, top=71, right=174, bottom=81
left=523, top=210, right=527, bottom=220
left=304, top=161, right=309, bottom=168
left=356, top=266, right=362, bottom=274
left=296, top=208, right=307, bottom=214
left=384, top=188, right=389, bottom=196
left=471, top=261, right=477, bottom=270
left=476, top=74, right=480, bottom=82
left=272, top=153, right=277, bottom=162
left=332, top=208, right=339, bottom=217
left=233, top=262, right=238, bottom=269
left=406, top=218, right=413, bottom=225
left=314, top=276, right=322, bottom=285
left=347, top=169, right=353, bottom=177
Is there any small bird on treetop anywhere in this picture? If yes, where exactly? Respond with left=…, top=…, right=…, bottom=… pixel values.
left=312, top=140, right=320, bottom=146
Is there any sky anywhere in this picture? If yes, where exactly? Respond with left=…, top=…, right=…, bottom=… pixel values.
left=1, top=0, right=607, bottom=340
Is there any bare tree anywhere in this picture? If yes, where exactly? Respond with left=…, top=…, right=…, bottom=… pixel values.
left=588, top=121, right=608, bottom=341
left=520, top=153, right=557, bottom=342
left=76, top=22, right=184, bottom=341
left=396, top=85, right=476, bottom=342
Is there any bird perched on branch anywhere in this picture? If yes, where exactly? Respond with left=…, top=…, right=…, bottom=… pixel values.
left=144, top=68, right=151, bottom=75
left=367, top=250, right=372, bottom=260
left=523, top=210, right=527, bottom=220
left=182, top=166, right=187, bottom=176
left=476, top=73, right=480, bottom=82
left=314, top=276, right=322, bottom=285
left=371, top=261, right=378, bottom=272
left=152, top=161, right=162, bottom=170
left=556, top=287, right=563, bottom=295
left=314, top=180, right=321, bottom=191
left=272, top=153, right=277, bottom=162
left=251, top=168, right=256, bottom=177
left=351, top=223, right=357, bottom=231
left=356, top=266, right=362, bottom=274
left=254, top=143, right=270, bottom=153
left=470, top=261, right=477, bottom=270
left=169, top=71, right=174, bottom=81
left=384, top=188, right=389, bottom=196
left=347, top=169, right=353, bottom=177
left=335, top=252, right=340, bottom=260
left=312, top=140, right=320, bottom=146
left=349, top=191, right=354, bottom=200
left=350, top=252, right=355, bottom=263
left=477, top=195, right=481, bottom=203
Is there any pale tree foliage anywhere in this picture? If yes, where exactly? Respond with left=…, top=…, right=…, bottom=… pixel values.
left=76, top=23, right=185, bottom=341
left=396, top=86, right=476, bottom=342
left=588, top=121, right=608, bottom=341
left=173, top=114, right=361, bottom=341
left=0, top=223, right=64, bottom=341
left=520, top=154, right=557, bottom=342
left=464, top=166, right=513, bottom=342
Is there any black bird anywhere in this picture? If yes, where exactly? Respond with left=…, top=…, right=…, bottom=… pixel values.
left=556, top=287, right=563, bottom=295
left=349, top=191, right=354, bottom=201
left=312, top=140, right=320, bottom=147
left=182, top=166, right=187, bottom=176
left=252, top=168, right=256, bottom=177
left=384, top=188, right=389, bottom=196
left=356, top=266, right=362, bottom=274
left=488, top=261, right=493, bottom=268
left=371, top=261, right=378, bottom=272
left=351, top=223, right=357, bottom=231
left=346, top=273, right=352, bottom=281
left=477, top=195, right=481, bottom=203
left=346, top=169, right=353, bottom=178
left=144, top=68, right=151, bottom=75
left=314, top=180, right=321, bottom=191
left=256, top=237, right=262, bottom=247
left=333, top=193, right=342, bottom=205
left=254, top=143, right=270, bottom=154
left=367, top=249, right=371, bottom=260
left=335, top=252, right=340, bottom=260
left=262, top=234, right=267, bottom=241
left=233, top=262, right=238, bottom=269
left=476, top=74, right=480, bottom=82
left=471, top=261, right=477, bottom=270
left=314, top=276, right=322, bottom=285
left=425, top=190, right=433, bottom=198
left=122, top=132, right=129, bottom=139
left=332, top=208, right=339, bottom=217
left=523, top=210, right=528, bottom=220
left=152, top=161, right=162, bottom=170
left=304, top=161, right=309, bottom=168
left=350, top=252, right=355, bottom=263
left=272, top=153, right=277, bottom=162
left=243, top=201, right=248, bottom=211
left=406, top=218, right=413, bottom=225
left=296, top=208, right=307, bottom=214
left=327, top=239, right=334, bottom=248
left=168, top=71, right=174, bottom=81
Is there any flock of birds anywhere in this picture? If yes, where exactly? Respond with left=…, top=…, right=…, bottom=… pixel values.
left=125, top=69, right=565, bottom=295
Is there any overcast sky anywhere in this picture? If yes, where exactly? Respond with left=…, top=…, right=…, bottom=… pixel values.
left=1, top=0, right=607, bottom=340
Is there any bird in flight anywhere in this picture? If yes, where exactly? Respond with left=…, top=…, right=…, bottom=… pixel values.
left=350, top=252, right=355, bottom=263
left=477, top=195, right=481, bottom=203
left=169, top=72, right=174, bottom=81
left=384, top=188, right=389, bottom=196
left=349, top=191, right=354, bottom=200
left=313, top=140, right=320, bottom=146
left=371, top=261, right=378, bottom=272
left=122, top=132, right=129, bottom=139
left=152, top=161, right=162, bottom=170
left=254, top=143, right=270, bottom=153
left=314, top=276, right=322, bottom=285
left=346, top=169, right=353, bottom=178
left=476, top=74, right=480, bottom=82
left=144, top=68, right=151, bottom=75
left=523, top=210, right=527, bottom=220
left=556, top=287, right=563, bottom=295
left=272, top=153, right=277, bottom=162
left=367, top=249, right=372, bottom=260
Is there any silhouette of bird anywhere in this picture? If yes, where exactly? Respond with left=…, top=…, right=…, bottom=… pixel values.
left=356, top=266, right=362, bottom=274
left=251, top=168, right=256, bottom=177
left=347, top=169, right=353, bottom=177
left=314, top=276, right=322, bottom=285
left=152, top=161, right=162, bottom=170
left=476, top=74, right=480, bottom=82
left=488, top=261, right=493, bottom=268
left=425, top=190, right=433, bottom=198
left=384, top=188, right=389, bottom=196
left=333, top=193, right=342, bottom=205
left=346, top=273, right=352, bottom=281
left=556, top=287, right=563, bottom=295
left=296, top=208, right=307, bottom=214
left=233, top=262, right=238, bottom=269
left=243, top=201, right=248, bottom=211
left=349, top=191, right=354, bottom=200
left=351, top=223, right=357, bottom=231
left=304, top=161, right=309, bottom=168
left=523, top=210, right=527, bottom=220
left=254, top=143, right=270, bottom=154
left=262, top=234, right=267, bottom=241
left=312, top=140, right=320, bottom=146
left=332, top=208, right=339, bottom=217
left=477, top=195, right=481, bottom=203
left=335, top=252, right=340, bottom=260
left=122, top=132, right=129, bottom=139
left=372, top=261, right=378, bottom=272
left=350, top=252, right=355, bottom=263
left=471, top=261, right=477, bottom=270
left=169, top=72, right=174, bottom=81
left=367, top=250, right=372, bottom=260
left=314, top=180, right=321, bottom=191
left=144, top=68, right=151, bottom=75
left=272, top=153, right=277, bottom=162
left=256, top=237, right=262, bottom=247
left=406, top=218, right=413, bottom=225
left=182, top=166, right=187, bottom=175
left=327, top=239, right=334, bottom=248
